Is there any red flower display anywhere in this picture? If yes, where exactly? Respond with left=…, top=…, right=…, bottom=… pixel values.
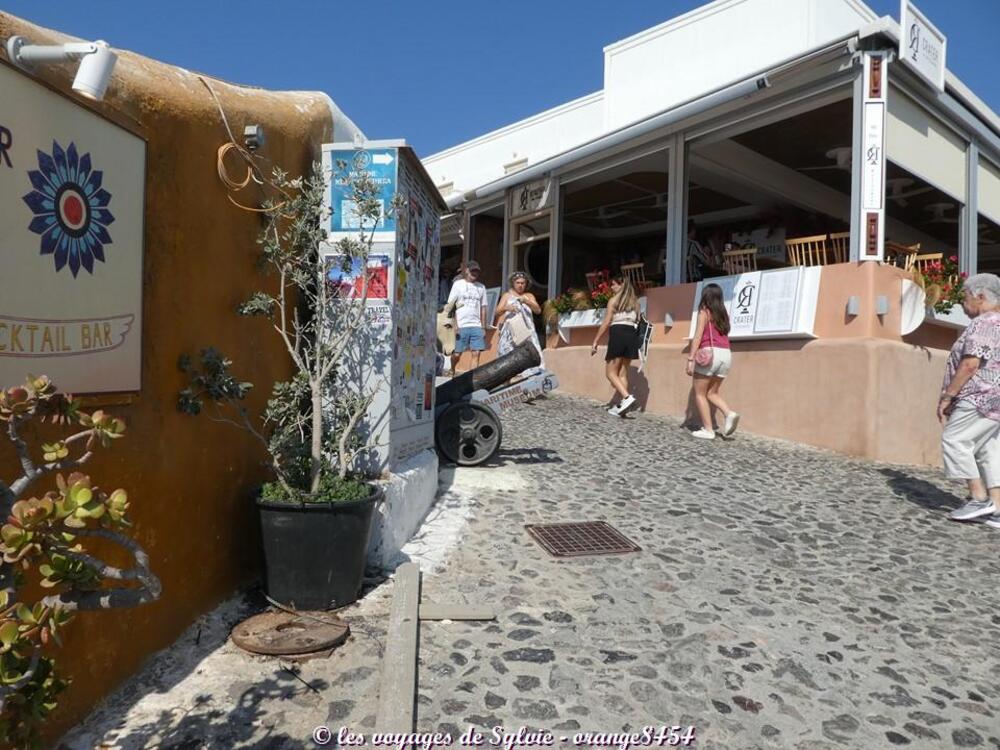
left=917, top=253, right=964, bottom=313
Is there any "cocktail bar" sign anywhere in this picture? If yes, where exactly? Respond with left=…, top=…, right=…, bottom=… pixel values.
left=0, top=62, right=144, bottom=393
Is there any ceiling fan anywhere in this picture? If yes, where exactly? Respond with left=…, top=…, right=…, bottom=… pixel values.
left=923, top=202, right=960, bottom=224
left=799, top=146, right=852, bottom=173
left=886, top=177, right=934, bottom=207
left=595, top=205, right=631, bottom=221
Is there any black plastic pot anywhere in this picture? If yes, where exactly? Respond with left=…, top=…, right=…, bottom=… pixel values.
left=257, top=485, right=379, bottom=610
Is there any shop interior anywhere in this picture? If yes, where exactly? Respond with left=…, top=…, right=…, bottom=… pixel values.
left=560, top=151, right=669, bottom=291
left=977, top=212, right=1000, bottom=275
left=685, top=97, right=854, bottom=279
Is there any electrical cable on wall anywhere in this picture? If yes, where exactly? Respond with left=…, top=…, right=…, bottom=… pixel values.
left=198, top=75, right=289, bottom=213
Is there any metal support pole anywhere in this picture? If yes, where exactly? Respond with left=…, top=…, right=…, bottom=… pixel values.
left=666, top=133, right=688, bottom=285
left=548, top=180, right=562, bottom=299
left=849, top=60, right=864, bottom=262
left=964, top=142, right=979, bottom=275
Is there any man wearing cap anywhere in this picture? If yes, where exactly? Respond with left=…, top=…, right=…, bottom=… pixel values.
left=446, top=260, right=488, bottom=373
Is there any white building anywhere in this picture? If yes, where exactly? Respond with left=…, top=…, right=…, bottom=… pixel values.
left=424, top=0, right=1000, bottom=295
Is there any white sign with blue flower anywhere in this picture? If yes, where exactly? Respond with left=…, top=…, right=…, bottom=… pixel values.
left=0, top=63, right=144, bottom=393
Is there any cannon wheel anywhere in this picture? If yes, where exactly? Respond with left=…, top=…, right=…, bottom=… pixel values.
left=435, top=402, right=502, bottom=466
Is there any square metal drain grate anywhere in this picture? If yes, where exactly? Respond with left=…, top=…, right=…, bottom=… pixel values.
left=525, top=521, right=642, bottom=558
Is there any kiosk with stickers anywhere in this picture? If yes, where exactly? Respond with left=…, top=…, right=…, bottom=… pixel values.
left=323, top=141, right=446, bottom=473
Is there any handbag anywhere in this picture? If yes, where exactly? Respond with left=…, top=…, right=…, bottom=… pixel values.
left=636, top=313, right=652, bottom=373
left=507, top=312, right=534, bottom=345
left=694, top=318, right=714, bottom=367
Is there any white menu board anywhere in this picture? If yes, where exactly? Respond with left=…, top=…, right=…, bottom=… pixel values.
left=689, top=266, right=821, bottom=340
left=754, top=268, right=801, bottom=333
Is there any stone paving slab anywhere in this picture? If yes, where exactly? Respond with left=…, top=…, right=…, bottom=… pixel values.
left=63, top=394, right=1000, bottom=749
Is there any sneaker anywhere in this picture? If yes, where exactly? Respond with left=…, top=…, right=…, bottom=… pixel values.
left=691, top=428, right=715, bottom=440
left=618, top=394, right=637, bottom=414
left=981, top=512, right=1000, bottom=529
left=950, top=498, right=997, bottom=521
left=722, top=411, right=741, bottom=437
left=608, top=402, right=623, bottom=416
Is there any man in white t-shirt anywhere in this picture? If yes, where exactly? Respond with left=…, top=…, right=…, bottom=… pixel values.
left=446, top=260, right=488, bottom=373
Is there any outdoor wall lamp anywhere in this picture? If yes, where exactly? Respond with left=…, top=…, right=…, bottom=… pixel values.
left=5, top=35, right=118, bottom=101
left=875, top=295, right=890, bottom=316
left=846, top=296, right=860, bottom=316
left=664, top=313, right=674, bottom=329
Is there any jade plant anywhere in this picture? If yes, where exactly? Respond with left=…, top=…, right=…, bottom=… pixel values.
left=0, top=376, right=160, bottom=747
left=179, top=161, right=393, bottom=503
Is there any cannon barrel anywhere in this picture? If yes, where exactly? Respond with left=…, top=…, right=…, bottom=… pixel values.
left=437, top=340, right=541, bottom=404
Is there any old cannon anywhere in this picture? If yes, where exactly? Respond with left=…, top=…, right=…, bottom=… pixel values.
left=434, top=340, right=558, bottom=466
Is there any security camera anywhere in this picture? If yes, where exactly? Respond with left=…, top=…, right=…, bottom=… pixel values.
left=5, top=36, right=118, bottom=102
left=243, top=124, right=265, bottom=152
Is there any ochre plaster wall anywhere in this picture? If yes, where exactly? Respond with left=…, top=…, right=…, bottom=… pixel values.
left=544, top=262, right=959, bottom=467
left=0, top=13, right=336, bottom=741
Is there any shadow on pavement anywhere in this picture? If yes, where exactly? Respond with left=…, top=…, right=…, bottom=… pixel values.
left=489, top=447, right=563, bottom=466
left=879, top=468, right=961, bottom=514
left=100, top=673, right=317, bottom=750
left=59, top=588, right=321, bottom=749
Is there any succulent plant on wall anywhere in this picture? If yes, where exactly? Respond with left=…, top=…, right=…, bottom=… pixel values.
left=0, top=376, right=160, bottom=747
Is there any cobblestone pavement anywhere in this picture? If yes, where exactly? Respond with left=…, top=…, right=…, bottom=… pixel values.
left=65, top=394, right=1000, bottom=749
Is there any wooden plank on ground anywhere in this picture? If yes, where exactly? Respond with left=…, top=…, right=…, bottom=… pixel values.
left=375, top=562, right=421, bottom=734
left=419, top=603, right=496, bottom=621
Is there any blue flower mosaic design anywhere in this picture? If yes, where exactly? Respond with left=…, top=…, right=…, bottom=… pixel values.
left=22, top=141, right=115, bottom=277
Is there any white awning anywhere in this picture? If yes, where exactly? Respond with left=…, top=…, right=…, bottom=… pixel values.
left=979, top=157, right=1000, bottom=225
left=888, top=86, right=967, bottom=202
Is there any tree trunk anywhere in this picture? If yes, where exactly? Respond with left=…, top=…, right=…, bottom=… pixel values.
left=309, top=385, right=323, bottom=493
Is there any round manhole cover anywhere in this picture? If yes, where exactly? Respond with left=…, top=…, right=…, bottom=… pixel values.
left=231, top=611, right=350, bottom=656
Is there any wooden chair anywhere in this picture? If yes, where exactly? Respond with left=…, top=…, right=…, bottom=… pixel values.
left=886, top=241, right=921, bottom=269
left=911, top=252, right=944, bottom=273
left=827, top=232, right=850, bottom=264
left=620, top=262, right=652, bottom=292
left=722, top=247, right=758, bottom=275
left=785, top=234, right=831, bottom=267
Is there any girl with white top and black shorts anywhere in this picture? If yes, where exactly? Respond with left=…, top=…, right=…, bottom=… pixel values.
left=591, top=275, right=641, bottom=416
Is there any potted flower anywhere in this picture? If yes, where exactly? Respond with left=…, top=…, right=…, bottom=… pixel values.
left=542, top=291, right=577, bottom=330
left=590, top=280, right=613, bottom=309
left=911, top=254, right=968, bottom=326
left=179, top=162, right=389, bottom=611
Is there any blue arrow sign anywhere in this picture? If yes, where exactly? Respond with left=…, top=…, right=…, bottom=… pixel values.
left=328, top=148, right=397, bottom=235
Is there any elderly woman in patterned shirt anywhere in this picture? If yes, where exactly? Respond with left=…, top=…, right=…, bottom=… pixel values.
left=939, top=273, right=1000, bottom=529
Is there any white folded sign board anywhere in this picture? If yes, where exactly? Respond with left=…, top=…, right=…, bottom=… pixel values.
left=0, top=62, right=145, bottom=393
left=899, top=0, right=946, bottom=92
left=688, top=266, right=822, bottom=340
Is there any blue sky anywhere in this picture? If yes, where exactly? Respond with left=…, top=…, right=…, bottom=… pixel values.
left=4, top=1, right=998, bottom=157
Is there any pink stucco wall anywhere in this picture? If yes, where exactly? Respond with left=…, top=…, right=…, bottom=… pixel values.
left=543, top=263, right=956, bottom=466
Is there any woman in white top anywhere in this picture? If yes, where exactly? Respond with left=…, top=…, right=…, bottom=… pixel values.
left=494, top=271, right=543, bottom=372
left=590, top=275, right=641, bottom=416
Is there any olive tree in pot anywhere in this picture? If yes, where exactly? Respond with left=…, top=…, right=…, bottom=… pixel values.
left=179, top=162, right=390, bottom=611
left=0, top=376, right=160, bottom=747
